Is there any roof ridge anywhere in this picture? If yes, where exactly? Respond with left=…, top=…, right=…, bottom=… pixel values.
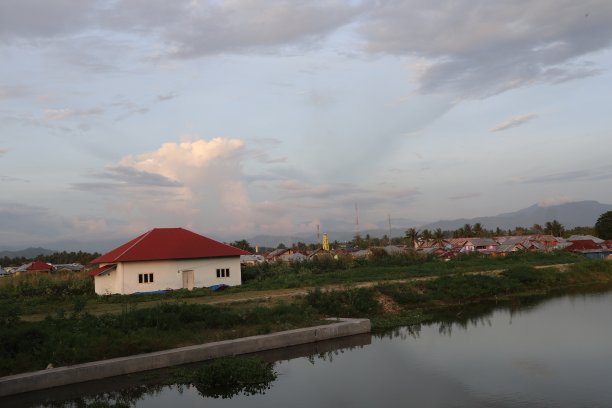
left=112, top=229, right=154, bottom=262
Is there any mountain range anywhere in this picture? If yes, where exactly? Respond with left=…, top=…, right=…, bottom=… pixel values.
left=1, top=200, right=610, bottom=255
left=419, top=200, right=612, bottom=232
left=248, top=200, right=611, bottom=247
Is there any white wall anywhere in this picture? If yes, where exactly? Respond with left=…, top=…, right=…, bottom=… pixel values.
left=94, top=257, right=242, bottom=295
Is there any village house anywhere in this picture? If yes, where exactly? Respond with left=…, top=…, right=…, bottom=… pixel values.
left=14, top=261, right=54, bottom=275
left=88, top=227, right=249, bottom=295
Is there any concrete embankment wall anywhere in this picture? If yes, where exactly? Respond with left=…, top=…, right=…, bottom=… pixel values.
left=0, top=318, right=370, bottom=397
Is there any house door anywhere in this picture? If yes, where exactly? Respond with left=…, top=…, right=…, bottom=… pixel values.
left=182, top=270, right=194, bottom=290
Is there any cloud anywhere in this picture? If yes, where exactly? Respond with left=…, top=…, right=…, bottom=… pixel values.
left=137, top=0, right=365, bottom=59
left=75, top=137, right=256, bottom=235
left=449, top=192, right=482, bottom=200
left=0, top=0, right=94, bottom=41
left=0, top=175, right=29, bottom=183
left=515, top=165, right=612, bottom=184
left=44, top=107, right=105, bottom=121
left=157, top=92, right=178, bottom=101
left=361, top=0, right=612, bottom=98
left=0, top=200, right=123, bottom=246
left=0, top=84, right=30, bottom=100
left=277, top=180, right=365, bottom=200
left=491, top=113, right=539, bottom=132
left=538, top=196, right=572, bottom=207
left=0, top=148, right=7, bottom=157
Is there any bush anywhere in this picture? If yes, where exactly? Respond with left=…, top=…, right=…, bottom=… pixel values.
left=304, top=287, right=381, bottom=317
left=174, top=356, right=277, bottom=398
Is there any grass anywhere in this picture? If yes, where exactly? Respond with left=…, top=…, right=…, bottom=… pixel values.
left=0, top=253, right=609, bottom=376
left=0, top=301, right=323, bottom=376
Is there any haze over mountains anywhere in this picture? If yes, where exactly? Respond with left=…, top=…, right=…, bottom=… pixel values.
left=249, top=201, right=612, bottom=247
left=1, top=201, right=610, bottom=255
left=419, top=200, right=612, bottom=232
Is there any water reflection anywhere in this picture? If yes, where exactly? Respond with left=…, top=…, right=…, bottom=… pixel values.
left=3, top=334, right=371, bottom=408
left=5, top=284, right=612, bottom=408
left=377, top=283, right=612, bottom=340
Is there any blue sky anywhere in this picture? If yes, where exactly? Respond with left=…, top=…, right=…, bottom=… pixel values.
left=1, top=0, right=612, bottom=248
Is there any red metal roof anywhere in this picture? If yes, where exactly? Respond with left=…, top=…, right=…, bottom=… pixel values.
left=27, top=261, right=53, bottom=271
left=565, top=240, right=603, bottom=252
left=91, top=228, right=250, bottom=264
left=88, top=263, right=117, bottom=276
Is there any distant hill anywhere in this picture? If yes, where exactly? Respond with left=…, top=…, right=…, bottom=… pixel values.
left=247, top=200, right=612, bottom=247
left=420, top=200, right=612, bottom=231
left=0, top=247, right=56, bottom=259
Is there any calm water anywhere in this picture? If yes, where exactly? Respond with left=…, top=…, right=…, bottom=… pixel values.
left=7, top=288, right=612, bottom=407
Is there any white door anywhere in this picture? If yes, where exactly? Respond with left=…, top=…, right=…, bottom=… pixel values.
left=182, top=270, right=194, bottom=290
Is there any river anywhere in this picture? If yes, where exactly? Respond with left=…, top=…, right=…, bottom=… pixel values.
left=5, top=287, right=612, bottom=407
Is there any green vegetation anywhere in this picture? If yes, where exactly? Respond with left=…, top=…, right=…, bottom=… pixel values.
left=172, top=356, right=277, bottom=398
left=0, top=250, right=100, bottom=268
left=241, top=251, right=582, bottom=290
left=0, top=302, right=320, bottom=376
left=1, top=252, right=610, bottom=377
left=595, top=211, right=612, bottom=240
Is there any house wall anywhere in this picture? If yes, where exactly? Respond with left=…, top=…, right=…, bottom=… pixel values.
left=94, top=257, right=241, bottom=295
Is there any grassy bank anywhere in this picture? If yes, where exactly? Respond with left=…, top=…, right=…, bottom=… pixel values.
left=2, top=259, right=611, bottom=376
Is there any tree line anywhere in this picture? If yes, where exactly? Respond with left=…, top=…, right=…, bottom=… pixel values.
left=0, top=251, right=101, bottom=267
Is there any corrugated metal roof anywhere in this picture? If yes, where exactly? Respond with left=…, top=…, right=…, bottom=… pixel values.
left=88, top=263, right=117, bottom=276
left=91, top=228, right=250, bottom=264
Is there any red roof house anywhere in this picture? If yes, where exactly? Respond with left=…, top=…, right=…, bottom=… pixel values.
left=15, top=261, right=54, bottom=275
left=90, top=228, right=250, bottom=295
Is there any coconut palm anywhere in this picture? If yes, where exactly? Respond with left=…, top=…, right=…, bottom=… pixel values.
left=405, top=227, right=420, bottom=248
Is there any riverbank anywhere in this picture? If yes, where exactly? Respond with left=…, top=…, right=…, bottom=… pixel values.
left=0, top=318, right=370, bottom=397
left=1, top=258, right=611, bottom=377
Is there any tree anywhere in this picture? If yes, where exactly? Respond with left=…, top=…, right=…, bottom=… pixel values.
left=473, top=223, right=483, bottom=237
left=421, top=229, right=432, bottom=241
left=462, top=224, right=473, bottom=237
left=405, top=228, right=420, bottom=248
left=433, top=228, right=445, bottom=246
left=231, top=239, right=255, bottom=253
left=544, top=220, right=565, bottom=237
left=595, top=211, right=612, bottom=240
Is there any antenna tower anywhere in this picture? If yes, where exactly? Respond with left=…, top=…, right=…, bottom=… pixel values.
left=355, top=203, right=360, bottom=236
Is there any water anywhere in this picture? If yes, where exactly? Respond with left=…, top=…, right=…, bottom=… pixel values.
left=6, top=288, right=612, bottom=407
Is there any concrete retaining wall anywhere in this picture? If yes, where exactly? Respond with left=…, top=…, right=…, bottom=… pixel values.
left=0, top=318, right=370, bottom=397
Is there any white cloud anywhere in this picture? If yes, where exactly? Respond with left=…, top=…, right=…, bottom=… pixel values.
left=76, top=137, right=256, bottom=235
left=491, top=113, right=539, bottom=132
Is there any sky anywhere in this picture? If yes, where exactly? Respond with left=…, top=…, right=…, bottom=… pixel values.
left=1, top=0, right=612, bottom=249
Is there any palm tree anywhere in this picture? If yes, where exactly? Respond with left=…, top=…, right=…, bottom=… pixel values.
left=433, top=228, right=446, bottom=247
left=405, top=227, right=420, bottom=248
left=421, top=229, right=433, bottom=242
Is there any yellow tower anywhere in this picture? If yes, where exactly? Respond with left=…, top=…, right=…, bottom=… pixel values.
left=322, top=233, right=330, bottom=251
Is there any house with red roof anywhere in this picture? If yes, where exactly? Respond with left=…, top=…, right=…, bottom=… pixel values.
left=564, top=239, right=612, bottom=259
left=15, top=261, right=54, bottom=275
left=89, top=228, right=250, bottom=295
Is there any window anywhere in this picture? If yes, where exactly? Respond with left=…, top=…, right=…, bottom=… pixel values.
left=216, top=268, right=230, bottom=278
left=138, top=273, right=154, bottom=283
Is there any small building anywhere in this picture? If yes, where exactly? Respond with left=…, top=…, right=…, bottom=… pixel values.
left=54, top=263, right=84, bottom=273
left=0, top=266, right=12, bottom=277
left=14, top=261, right=54, bottom=275
left=240, top=254, right=265, bottom=265
left=89, top=227, right=249, bottom=295
left=564, top=240, right=612, bottom=259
